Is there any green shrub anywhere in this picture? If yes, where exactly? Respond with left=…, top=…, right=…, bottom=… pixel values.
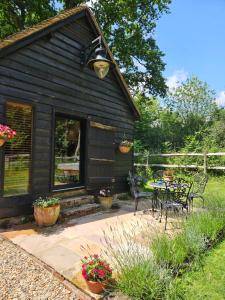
left=117, top=261, right=171, bottom=300
left=33, top=196, right=60, bottom=208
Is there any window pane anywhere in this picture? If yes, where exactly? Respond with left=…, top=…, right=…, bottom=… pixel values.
left=54, top=116, right=80, bottom=186
left=4, top=102, right=32, bottom=196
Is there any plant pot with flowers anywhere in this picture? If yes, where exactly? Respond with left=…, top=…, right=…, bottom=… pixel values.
left=99, top=188, right=113, bottom=210
left=119, top=140, right=133, bottom=154
left=81, top=254, right=113, bottom=294
left=0, top=124, right=16, bottom=147
left=33, top=197, right=60, bottom=226
left=163, top=170, right=174, bottom=182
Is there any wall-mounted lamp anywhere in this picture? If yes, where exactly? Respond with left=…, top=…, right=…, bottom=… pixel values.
left=81, top=36, right=114, bottom=79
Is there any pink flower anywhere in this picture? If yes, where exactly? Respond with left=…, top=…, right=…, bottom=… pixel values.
left=97, top=269, right=106, bottom=278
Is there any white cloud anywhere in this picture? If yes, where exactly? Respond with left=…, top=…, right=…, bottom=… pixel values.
left=215, top=91, right=225, bottom=107
left=166, top=69, right=188, bottom=91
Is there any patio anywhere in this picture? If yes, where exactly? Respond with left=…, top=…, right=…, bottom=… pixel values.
left=0, top=200, right=172, bottom=299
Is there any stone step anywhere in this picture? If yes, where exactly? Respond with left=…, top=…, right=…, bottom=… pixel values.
left=52, top=188, right=87, bottom=199
left=60, top=195, right=95, bottom=209
left=61, top=203, right=101, bottom=218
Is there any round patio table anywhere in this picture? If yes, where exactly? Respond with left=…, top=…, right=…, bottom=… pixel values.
left=150, top=180, right=190, bottom=208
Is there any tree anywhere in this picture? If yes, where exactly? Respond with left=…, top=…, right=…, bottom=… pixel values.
left=164, top=76, right=217, bottom=121
left=0, top=0, right=57, bottom=39
left=0, top=0, right=171, bottom=97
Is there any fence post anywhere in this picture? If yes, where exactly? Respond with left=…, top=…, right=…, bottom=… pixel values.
left=146, top=152, right=149, bottom=171
left=203, top=150, right=208, bottom=174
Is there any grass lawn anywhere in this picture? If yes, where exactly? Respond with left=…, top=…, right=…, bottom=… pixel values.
left=172, top=239, right=225, bottom=300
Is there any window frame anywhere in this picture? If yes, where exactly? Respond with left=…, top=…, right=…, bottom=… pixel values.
left=2, top=99, right=35, bottom=197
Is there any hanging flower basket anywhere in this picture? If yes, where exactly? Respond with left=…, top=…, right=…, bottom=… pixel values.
left=119, top=140, right=133, bottom=154
left=0, top=124, right=16, bottom=147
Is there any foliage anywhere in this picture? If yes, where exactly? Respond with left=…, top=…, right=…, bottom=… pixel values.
left=81, top=254, right=112, bottom=282
left=164, top=76, right=217, bottom=121
left=0, top=0, right=57, bottom=39
left=99, top=188, right=111, bottom=197
left=152, top=200, right=225, bottom=273
left=120, top=140, right=133, bottom=147
left=33, top=196, right=60, bottom=208
left=0, top=0, right=171, bottom=98
left=167, top=239, right=225, bottom=299
left=117, top=261, right=170, bottom=300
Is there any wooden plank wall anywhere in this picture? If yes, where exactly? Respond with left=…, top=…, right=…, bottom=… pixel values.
left=0, top=15, right=134, bottom=215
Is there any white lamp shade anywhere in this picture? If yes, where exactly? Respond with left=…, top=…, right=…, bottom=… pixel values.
left=93, top=60, right=110, bottom=79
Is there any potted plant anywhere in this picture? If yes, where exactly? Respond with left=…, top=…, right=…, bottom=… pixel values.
left=81, top=254, right=112, bottom=294
left=33, top=196, right=60, bottom=226
left=163, top=170, right=174, bottom=182
left=0, top=124, right=16, bottom=147
left=119, top=140, right=133, bottom=154
left=99, top=188, right=113, bottom=209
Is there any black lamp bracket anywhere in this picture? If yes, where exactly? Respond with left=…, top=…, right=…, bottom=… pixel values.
left=81, top=36, right=104, bottom=66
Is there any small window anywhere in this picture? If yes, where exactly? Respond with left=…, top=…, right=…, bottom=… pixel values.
left=4, top=102, right=33, bottom=196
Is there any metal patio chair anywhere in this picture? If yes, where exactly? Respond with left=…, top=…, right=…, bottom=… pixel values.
left=127, top=171, right=154, bottom=215
left=158, top=178, right=192, bottom=230
left=188, top=173, right=208, bottom=209
left=153, top=170, right=164, bottom=182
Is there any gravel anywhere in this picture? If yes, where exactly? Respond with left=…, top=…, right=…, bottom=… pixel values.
left=0, top=236, right=76, bottom=300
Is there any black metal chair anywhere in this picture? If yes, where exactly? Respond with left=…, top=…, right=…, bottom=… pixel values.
left=188, top=173, right=208, bottom=209
left=153, top=170, right=164, bottom=182
left=127, top=171, right=154, bottom=215
left=158, top=178, right=192, bottom=230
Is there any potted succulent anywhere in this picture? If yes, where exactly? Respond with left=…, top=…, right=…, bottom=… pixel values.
left=119, top=140, right=133, bottom=154
left=33, top=196, right=60, bottom=226
left=81, top=254, right=112, bottom=294
left=99, top=188, right=113, bottom=209
left=0, top=124, right=16, bottom=147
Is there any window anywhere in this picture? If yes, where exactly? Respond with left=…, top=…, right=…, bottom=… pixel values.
left=54, top=115, right=81, bottom=187
left=4, top=102, right=33, bottom=196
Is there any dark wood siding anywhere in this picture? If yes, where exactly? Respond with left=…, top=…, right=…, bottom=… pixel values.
left=0, top=15, right=134, bottom=217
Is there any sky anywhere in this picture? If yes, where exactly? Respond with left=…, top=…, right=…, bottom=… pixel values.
left=155, top=0, right=225, bottom=106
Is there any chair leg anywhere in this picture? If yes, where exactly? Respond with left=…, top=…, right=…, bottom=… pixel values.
left=134, top=197, right=138, bottom=215
left=159, top=203, right=163, bottom=223
left=165, top=208, right=168, bottom=230
left=199, top=196, right=205, bottom=208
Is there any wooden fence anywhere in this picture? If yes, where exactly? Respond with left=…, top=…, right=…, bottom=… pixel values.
left=134, top=152, right=225, bottom=173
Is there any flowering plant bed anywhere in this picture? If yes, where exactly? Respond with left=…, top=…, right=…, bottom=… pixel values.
left=0, top=124, right=16, bottom=146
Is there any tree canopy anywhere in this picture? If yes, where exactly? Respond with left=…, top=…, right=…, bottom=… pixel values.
left=0, top=0, right=171, bottom=97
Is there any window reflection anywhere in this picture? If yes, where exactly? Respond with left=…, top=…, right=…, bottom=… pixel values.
left=54, top=116, right=80, bottom=186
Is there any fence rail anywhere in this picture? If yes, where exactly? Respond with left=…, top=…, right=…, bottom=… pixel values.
left=134, top=152, right=225, bottom=173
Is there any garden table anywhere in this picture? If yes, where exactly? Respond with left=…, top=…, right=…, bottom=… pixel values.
left=150, top=180, right=190, bottom=208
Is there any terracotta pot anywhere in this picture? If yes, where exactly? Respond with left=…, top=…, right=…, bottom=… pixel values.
left=119, top=145, right=131, bottom=154
left=0, top=139, right=6, bottom=147
left=34, top=204, right=60, bottom=226
left=163, top=170, right=174, bottom=182
left=99, top=196, right=112, bottom=209
left=86, top=280, right=108, bottom=294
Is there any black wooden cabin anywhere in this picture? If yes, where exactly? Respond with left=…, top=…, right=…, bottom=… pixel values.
left=0, top=6, right=139, bottom=219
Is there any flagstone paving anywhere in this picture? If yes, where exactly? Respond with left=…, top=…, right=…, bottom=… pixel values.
left=0, top=201, right=172, bottom=299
